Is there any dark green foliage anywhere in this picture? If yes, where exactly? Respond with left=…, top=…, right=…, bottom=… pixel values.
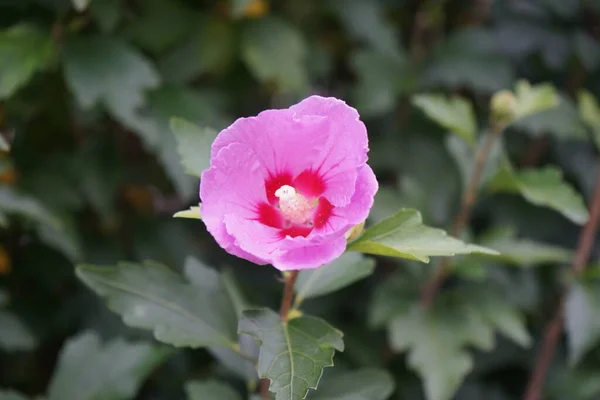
left=2, top=1, right=600, bottom=400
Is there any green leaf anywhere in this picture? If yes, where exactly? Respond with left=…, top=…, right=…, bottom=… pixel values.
left=308, top=369, right=395, bottom=400
left=347, top=209, right=499, bottom=262
left=76, top=258, right=238, bottom=348
left=513, top=93, right=587, bottom=140
left=350, top=49, right=406, bottom=117
left=242, top=17, right=308, bottom=92
left=388, top=305, right=478, bottom=400
left=412, top=94, right=477, bottom=145
left=578, top=89, right=600, bottom=151
left=331, top=0, right=401, bottom=56
left=0, top=390, right=28, bottom=400
left=386, top=290, right=529, bottom=400
left=160, top=18, right=236, bottom=82
left=488, top=166, right=589, bottom=225
left=294, top=253, right=375, bottom=305
left=565, top=282, right=600, bottom=365
left=0, top=187, right=61, bottom=228
left=238, top=308, right=344, bottom=400
left=425, top=56, right=513, bottom=93
left=47, top=332, right=168, bottom=400
left=63, top=35, right=160, bottom=114
left=170, top=117, right=217, bottom=177
left=173, top=205, right=202, bottom=220
left=123, top=0, right=197, bottom=55
left=90, top=0, right=122, bottom=32
left=0, top=24, right=55, bottom=99
left=0, top=311, right=37, bottom=351
left=512, top=80, right=559, bottom=121
left=185, top=380, right=242, bottom=400
left=478, top=227, right=573, bottom=266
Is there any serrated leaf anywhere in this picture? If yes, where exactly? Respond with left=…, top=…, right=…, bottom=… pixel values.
left=488, top=166, right=589, bottom=225
left=242, top=17, right=308, bottom=92
left=0, top=311, right=37, bottom=351
left=512, top=80, right=559, bottom=121
left=331, top=0, right=400, bottom=56
left=350, top=49, right=405, bottom=117
left=425, top=56, right=513, bottom=93
left=388, top=306, right=477, bottom=400
left=170, top=118, right=217, bottom=177
left=578, top=89, right=600, bottom=151
left=238, top=308, right=344, bottom=400
left=347, top=209, right=499, bottom=262
left=513, top=93, right=587, bottom=140
left=565, top=282, right=600, bottom=365
left=386, top=290, right=528, bottom=400
left=0, top=390, right=28, bottom=400
left=185, top=380, right=242, bottom=400
left=0, top=24, right=56, bottom=99
left=308, top=369, right=395, bottom=400
left=63, top=35, right=160, bottom=113
left=0, top=187, right=61, bottom=228
left=413, top=94, right=477, bottom=145
left=76, top=258, right=238, bottom=348
left=369, top=275, right=416, bottom=328
left=160, top=18, right=236, bottom=82
left=294, top=253, right=375, bottom=304
left=124, top=0, right=197, bottom=55
left=47, top=332, right=168, bottom=400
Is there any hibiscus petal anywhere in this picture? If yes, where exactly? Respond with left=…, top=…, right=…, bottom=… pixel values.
left=273, top=233, right=347, bottom=271
left=210, top=109, right=326, bottom=178
left=224, top=214, right=282, bottom=261
left=211, top=96, right=369, bottom=207
left=290, top=96, right=369, bottom=206
left=200, top=142, right=268, bottom=256
left=316, top=164, right=379, bottom=234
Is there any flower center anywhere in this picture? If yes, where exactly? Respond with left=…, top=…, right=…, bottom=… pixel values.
left=274, top=185, right=315, bottom=225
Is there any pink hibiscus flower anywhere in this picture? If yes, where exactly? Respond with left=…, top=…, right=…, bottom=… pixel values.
left=200, top=96, right=378, bottom=271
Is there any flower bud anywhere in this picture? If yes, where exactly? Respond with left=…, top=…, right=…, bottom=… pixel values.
left=490, top=90, right=517, bottom=123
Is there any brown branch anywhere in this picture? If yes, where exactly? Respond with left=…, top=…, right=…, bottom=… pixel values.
left=279, top=271, right=299, bottom=321
left=421, top=122, right=505, bottom=307
left=258, top=379, right=271, bottom=399
left=523, top=164, right=600, bottom=400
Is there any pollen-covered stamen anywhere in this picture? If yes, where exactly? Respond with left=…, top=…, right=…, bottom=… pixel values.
left=275, top=185, right=315, bottom=225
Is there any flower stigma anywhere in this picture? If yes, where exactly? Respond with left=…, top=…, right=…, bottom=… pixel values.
left=274, top=185, right=315, bottom=225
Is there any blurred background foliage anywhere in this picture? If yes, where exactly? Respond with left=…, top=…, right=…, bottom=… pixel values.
left=2, top=0, right=600, bottom=399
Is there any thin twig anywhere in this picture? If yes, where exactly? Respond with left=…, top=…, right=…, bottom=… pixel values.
left=258, top=379, right=271, bottom=399
left=523, top=164, right=600, bottom=400
left=280, top=271, right=299, bottom=322
left=421, top=122, right=505, bottom=307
